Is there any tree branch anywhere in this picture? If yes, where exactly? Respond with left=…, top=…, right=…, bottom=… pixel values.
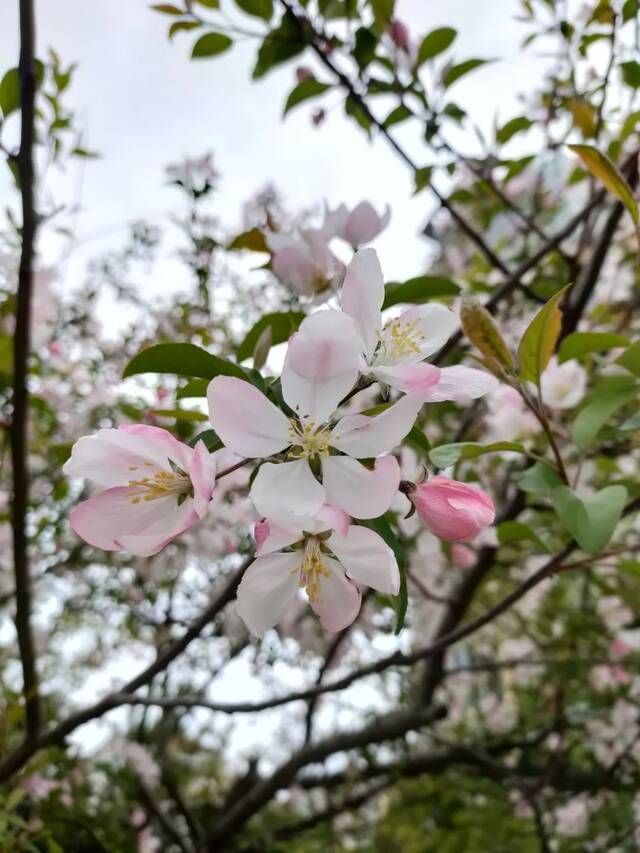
left=12, top=0, right=41, bottom=742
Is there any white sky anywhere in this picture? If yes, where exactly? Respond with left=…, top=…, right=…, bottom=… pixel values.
left=0, top=0, right=549, bottom=292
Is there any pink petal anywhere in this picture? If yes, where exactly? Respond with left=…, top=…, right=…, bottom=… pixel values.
left=329, top=525, right=399, bottom=594
left=330, top=393, right=424, bottom=458
left=370, top=362, right=441, bottom=394
left=422, top=365, right=499, bottom=403
left=69, top=488, right=198, bottom=556
left=207, top=376, right=291, bottom=458
left=316, top=503, right=350, bottom=537
left=255, top=516, right=306, bottom=556
left=189, top=440, right=217, bottom=517
left=235, top=552, right=301, bottom=635
left=281, top=310, right=361, bottom=422
left=340, top=248, right=384, bottom=360
left=310, top=556, right=362, bottom=631
left=321, top=455, right=400, bottom=519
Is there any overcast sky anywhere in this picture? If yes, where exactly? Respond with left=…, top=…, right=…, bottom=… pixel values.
left=1, top=0, right=549, bottom=293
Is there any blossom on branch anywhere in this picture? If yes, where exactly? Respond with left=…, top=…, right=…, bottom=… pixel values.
left=236, top=505, right=399, bottom=634
left=64, top=424, right=216, bottom=556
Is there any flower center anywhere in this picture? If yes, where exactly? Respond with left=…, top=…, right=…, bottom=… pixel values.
left=296, top=537, right=331, bottom=604
left=376, top=317, right=425, bottom=363
left=127, top=460, right=192, bottom=505
left=288, top=418, right=332, bottom=460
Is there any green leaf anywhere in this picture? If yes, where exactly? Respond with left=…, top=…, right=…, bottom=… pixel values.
left=253, top=11, right=307, bottom=79
left=283, top=78, right=330, bottom=116
left=623, top=0, right=638, bottom=23
left=169, top=20, right=201, bottom=39
left=177, top=378, right=209, bottom=398
left=366, top=514, right=407, bottom=633
left=552, top=484, right=627, bottom=555
left=382, top=103, right=412, bottom=129
left=369, top=0, right=394, bottom=27
left=406, top=425, right=431, bottom=460
left=415, top=27, right=456, bottom=67
left=345, top=93, right=372, bottom=134
left=518, top=285, right=570, bottom=384
left=569, top=144, right=639, bottom=224
left=621, top=60, right=640, bottom=88
left=353, top=27, right=378, bottom=70
left=0, top=68, right=20, bottom=118
left=150, top=3, right=183, bottom=13
left=123, top=343, right=247, bottom=381
left=572, top=376, right=638, bottom=449
left=616, top=340, right=640, bottom=377
left=189, top=428, right=223, bottom=450
left=193, top=0, right=220, bottom=6
left=442, top=58, right=491, bottom=88
left=191, top=32, right=233, bottom=58
left=413, top=166, right=433, bottom=194
left=237, top=311, right=305, bottom=362
left=152, top=408, right=208, bottom=421
left=382, top=276, right=460, bottom=309
left=234, top=0, right=273, bottom=19
left=516, top=463, right=562, bottom=496
left=498, top=521, right=550, bottom=551
left=496, top=116, right=533, bottom=145
left=429, top=441, right=526, bottom=469
left=557, top=331, right=629, bottom=363
left=227, top=228, right=268, bottom=252
left=460, top=301, right=514, bottom=374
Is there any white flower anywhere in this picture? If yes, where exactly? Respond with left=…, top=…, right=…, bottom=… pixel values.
left=236, top=505, right=399, bottom=635
left=208, top=310, right=422, bottom=520
left=539, top=356, right=587, bottom=409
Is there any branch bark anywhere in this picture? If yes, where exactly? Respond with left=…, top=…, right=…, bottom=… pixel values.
left=12, top=0, right=41, bottom=742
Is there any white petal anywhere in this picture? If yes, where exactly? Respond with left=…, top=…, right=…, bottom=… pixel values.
left=63, top=426, right=187, bottom=488
left=330, top=394, right=424, bottom=458
left=370, top=362, right=441, bottom=394
left=340, top=248, right=384, bottom=360
left=321, top=455, right=400, bottom=519
left=235, top=552, right=301, bottom=635
left=329, top=525, right=400, bottom=595
left=379, top=304, right=458, bottom=364
left=422, top=366, right=499, bottom=402
left=250, top=459, right=325, bottom=519
left=310, top=556, right=361, bottom=631
left=281, top=310, right=361, bottom=422
left=207, top=376, right=291, bottom=458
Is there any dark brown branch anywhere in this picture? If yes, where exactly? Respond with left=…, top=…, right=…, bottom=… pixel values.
left=12, top=0, right=41, bottom=742
left=0, top=562, right=247, bottom=783
left=204, top=704, right=447, bottom=849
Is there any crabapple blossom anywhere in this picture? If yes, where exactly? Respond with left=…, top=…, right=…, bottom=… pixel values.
left=324, top=201, right=391, bottom=248
left=208, top=310, right=427, bottom=519
left=64, top=424, right=216, bottom=556
left=387, top=18, right=411, bottom=52
left=236, top=505, right=399, bottom=634
left=408, top=476, right=495, bottom=542
left=267, top=228, right=343, bottom=297
left=451, top=543, right=477, bottom=568
left=340, top=249, right=498, bottom=399
left=539, top=355, right=588, bottom=409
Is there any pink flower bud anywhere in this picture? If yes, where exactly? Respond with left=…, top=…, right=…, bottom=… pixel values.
left=451, top=543, right=477, bottom=568
left=254, top=519, right=270, bottom=552
left=312, top=108, right=326, bottom=127
left=296, top=66, right=313, bottom=83
left=387, top=18, right=410, bottom=52
left=410, top=476, right=495, bottom=542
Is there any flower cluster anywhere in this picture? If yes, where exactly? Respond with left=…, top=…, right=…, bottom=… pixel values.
left=65, top=246, right=498, bottom=634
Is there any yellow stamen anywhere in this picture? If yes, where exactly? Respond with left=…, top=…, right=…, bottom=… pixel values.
left=297, top=537, right=331, bottom=604
left=127, top=461, right=191, bottom=505
left=377, top=317, right=425, bottom=362
left=287, top=418, right=332, bottom=460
